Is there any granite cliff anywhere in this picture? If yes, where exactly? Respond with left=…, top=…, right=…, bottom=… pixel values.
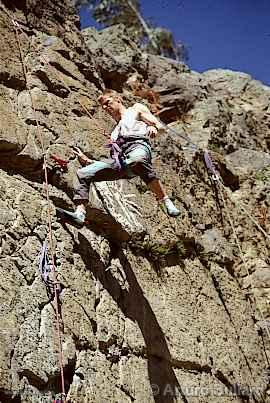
left=0, top=1, right=270, bottom=402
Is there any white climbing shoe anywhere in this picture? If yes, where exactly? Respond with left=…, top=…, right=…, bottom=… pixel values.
left=160, top=197, right=181, bottom=217
left=56, top=207, right=86, bottom=227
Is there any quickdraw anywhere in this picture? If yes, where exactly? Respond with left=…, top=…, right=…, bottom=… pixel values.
left=203, top=150, right=220, bottom=180
left=51, top=154, right=69, bottom=172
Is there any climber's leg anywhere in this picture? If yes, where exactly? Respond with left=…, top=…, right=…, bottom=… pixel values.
left=147, top=179, right=181, bottom=217
left=74, top=160, right=126, bottom=200
left=125, top=145, right=181, bottom=217
left=56, top=159, right=126, bottom=226
left=147, top=178, right=166, bottom=200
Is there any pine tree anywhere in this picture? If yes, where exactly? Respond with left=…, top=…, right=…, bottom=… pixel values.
left=73, top=0, right=188, bottom=61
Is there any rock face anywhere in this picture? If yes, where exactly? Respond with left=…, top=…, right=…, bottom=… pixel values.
left=0, top=1, right=270, bottom=402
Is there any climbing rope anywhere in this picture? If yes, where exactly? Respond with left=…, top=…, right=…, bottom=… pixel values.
left=11, top=18, right=66, bottom=402
left=161, top=123, right=199, bottom=151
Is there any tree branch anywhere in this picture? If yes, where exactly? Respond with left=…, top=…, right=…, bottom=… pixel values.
left=125, top=0, right=159, bottom=52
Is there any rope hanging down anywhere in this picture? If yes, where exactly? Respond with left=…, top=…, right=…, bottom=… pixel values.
left=11, top=19, right=67, bottom=402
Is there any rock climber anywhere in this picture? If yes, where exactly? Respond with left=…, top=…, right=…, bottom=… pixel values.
left=57, top=89, right=180, bottom=226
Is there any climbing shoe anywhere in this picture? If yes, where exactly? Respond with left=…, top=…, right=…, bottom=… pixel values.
left=56, top=207, right=86, bottom=228
left=160, top=197, right=181, bottom=217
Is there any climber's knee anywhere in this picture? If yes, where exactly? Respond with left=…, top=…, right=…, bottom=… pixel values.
left=77, top=161, right=112, bottom=182
left=123, top=145, right=158, bottom=184
left=124, top=147, right=148, bottom=165
left=77, top=167, right=87, bottom=181
left=129, top=161, right=158, bottom=184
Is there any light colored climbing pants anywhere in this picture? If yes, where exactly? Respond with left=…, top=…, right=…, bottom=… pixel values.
left=73, top=144, right=158, bottom=201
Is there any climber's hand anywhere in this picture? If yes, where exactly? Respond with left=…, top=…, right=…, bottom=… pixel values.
left=148, top=126, right=158, bottom=138
left=71, top=146, right=91, bottom=165
left=71, top=146, right=83, bottom=157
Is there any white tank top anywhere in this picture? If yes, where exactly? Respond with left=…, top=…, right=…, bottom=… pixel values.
left=110, top=105, right=150, bottom=142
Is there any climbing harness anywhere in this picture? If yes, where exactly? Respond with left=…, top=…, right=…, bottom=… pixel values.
left=105, top=139, right=124, bottom=170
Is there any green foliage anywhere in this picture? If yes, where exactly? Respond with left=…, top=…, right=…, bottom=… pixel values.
left=74, top=0, right=188, bottom=61
left=255, top=167, right=270, bottom=184
left=93, top=0, right=140, bottom=27
left=146, top=27, right=188, bottom=61
left=145, top=239, right=188, bottom=259
left=133, top=237, right=187, bottom=259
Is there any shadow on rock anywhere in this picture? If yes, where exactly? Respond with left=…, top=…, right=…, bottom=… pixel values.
left=78, top=233, right=189, bottom=403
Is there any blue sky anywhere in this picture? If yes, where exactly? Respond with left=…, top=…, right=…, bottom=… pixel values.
left=79, top=0, right=270, bottom=86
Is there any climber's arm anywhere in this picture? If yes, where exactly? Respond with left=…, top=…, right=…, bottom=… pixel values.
left=133, top=103, right=164, bottom=136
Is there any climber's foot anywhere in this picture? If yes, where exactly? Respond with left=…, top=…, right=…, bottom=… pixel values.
left=160, top=197, right=181, bottom=217
left=56, top=207, right=86, bottom=228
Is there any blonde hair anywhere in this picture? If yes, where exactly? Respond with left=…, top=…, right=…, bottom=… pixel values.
left=98, top=89, right=123, bottom=104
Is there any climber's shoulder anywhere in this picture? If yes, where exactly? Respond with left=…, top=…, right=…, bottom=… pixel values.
left=131, top=102, right=151, bottom=114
